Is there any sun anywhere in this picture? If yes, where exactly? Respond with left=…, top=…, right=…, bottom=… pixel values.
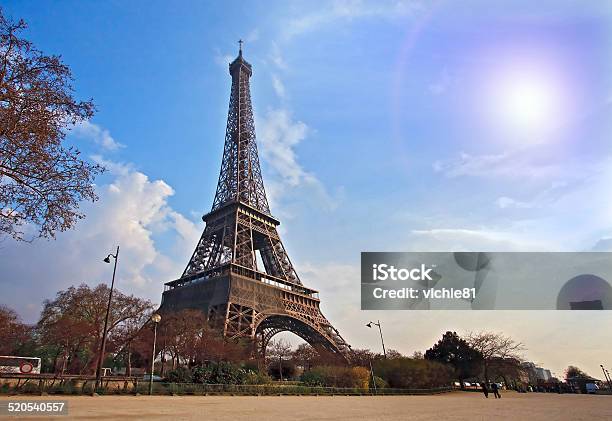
left=497, top=72, right=558, bottom=131
left=481, top=58, right=569, bottom=143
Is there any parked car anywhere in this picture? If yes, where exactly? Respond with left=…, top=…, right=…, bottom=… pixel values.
left=142, top=374, right=163, bottom=382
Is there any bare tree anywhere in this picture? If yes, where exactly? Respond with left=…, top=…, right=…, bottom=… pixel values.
left=267, top=339, right=292, bottom=381
left=0, top=9, right=102, bottom=241
left=348, top=348, right=380, bottom=368
left=466, top=331, right=525, bottom=383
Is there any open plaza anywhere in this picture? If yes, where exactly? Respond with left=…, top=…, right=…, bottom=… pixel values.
left=1, top=392, right=611, bottom=420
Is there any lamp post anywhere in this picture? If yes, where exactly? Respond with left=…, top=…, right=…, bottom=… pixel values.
left=369, top=360, right=377, bottom=395
left=149, top=313, right=162, bottom=396
left=95, top=245, right=119, bottom=391
left=366, top=320, right=386, bottom=359
left=601, top=365, right=612, bottom=390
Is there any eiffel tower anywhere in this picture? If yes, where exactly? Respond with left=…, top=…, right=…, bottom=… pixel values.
left=160, top=43, right=350, bottom=361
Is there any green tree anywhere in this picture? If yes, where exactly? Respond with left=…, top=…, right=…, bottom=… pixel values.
left=425, top=331, right=482, bottom=388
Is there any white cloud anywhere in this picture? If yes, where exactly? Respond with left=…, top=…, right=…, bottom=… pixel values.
left=258, top=109, right=310, bottom=186
left=271, top=74, right=286, bottom=99
left=246, top=28, right=260, bottom=43
left=408, top=228, right=553, bottom=251
left=433, top=150, right=563, bottom=179
left=433, top=151, right=510, bottom=177
left=91, top=154, right=133, bottom=176
left=283, top=0, right=422, bottom=39
left=257, top=109, right=339, bottom=212
left=496, top=196, right=533, bottom=209
left=71, top=120, right=125, bottom=151
left=214, top=48, right=234, bottom=68
left=591, top=238, right=612, bottom=251
left=0, top=157, right=201, bottom=323
left=269, top=42, right=287, bottom=70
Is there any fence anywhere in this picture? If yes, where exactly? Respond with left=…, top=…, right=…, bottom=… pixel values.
left=0, top=374, right=451, bottom=396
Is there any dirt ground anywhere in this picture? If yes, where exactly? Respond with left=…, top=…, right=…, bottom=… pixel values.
left=1, top=391, right=611, bottom=420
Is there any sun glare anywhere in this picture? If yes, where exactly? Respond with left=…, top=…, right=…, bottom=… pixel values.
left=498, top=73, right=558, bottom=130
left=480, top=57, right=570, bottom=143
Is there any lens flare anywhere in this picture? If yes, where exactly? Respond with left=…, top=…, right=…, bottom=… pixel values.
left=480, top=54, right=572, bottom=144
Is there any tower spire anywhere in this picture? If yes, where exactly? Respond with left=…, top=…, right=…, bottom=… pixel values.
left=238, top=39, right=243, bottom=56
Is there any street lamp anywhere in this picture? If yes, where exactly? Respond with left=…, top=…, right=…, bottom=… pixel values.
left=149, top=313, right=162, bottom=396
left=366, top=320, right=387, bottom=359
left=602, top=365, right=612, bottom=390
left=95, top=245, right=120, bottom=391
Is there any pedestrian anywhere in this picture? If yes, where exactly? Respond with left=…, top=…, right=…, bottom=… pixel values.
left=491, top=382, right=501, bottom=399
left=481, top=382, right=489, bottom=398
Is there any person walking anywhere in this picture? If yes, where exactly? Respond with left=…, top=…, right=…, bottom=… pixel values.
left=481, top=382, right=489, bottom=398
left=491, top=382, right=501, bottom=399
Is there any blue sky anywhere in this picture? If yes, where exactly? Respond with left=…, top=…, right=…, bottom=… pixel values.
left=1, top=1, right=612, bottom=377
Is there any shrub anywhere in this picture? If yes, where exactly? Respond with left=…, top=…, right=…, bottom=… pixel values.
left=374, top=357, right=453, bottom=389
left=192, top=361, right=267, bottom=385
left=164, top=366, right=193, bottom=383
left=300, top=365, right=370, bottom=388
left=301, top=369, right=325, bottom=386
left=243, top=370, right=272, bottom=385
left=267, top=360, right=296, bottom=380
left=369, top=375, right=387, bottom=390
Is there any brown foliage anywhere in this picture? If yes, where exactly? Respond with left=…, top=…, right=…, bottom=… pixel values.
left=302, top=365, right=371, bottom=388
left=145, top=309, right=250, bottom=373
left=0, top=9, right=102, bottom=241
left=347, top=348, right=381, bottom=367
left=291, top=343, right=320, bottom=370
left=374, top=357, right=453, bottom=389
left=37, top=283, right=153, bottom=374
left=0, top=305, right=31, bottom=355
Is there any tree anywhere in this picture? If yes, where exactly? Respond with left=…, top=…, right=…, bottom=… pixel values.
left=145, top=309, right=250, bottom=375
left=386, top=349, right=404, bottom=359
left=292, top=343, right=319, bottom=371
left=565, top=365, right=590, bottom=380
left=347, top=348, right=381, bottom=368
left=0, top=305, right=32, bottom=355
left=425, top=331, right=482, bottom=388
left=0, top=9, right=102, bottom=241
left=267, top=339, right=292, bottom=381
left=37, top=283, right=153, bottom=374
left=488, top=357, right=524, bottom=389
left=411, top=351, right=424, bottom=359
left=466, top=331, right=525, bottom=383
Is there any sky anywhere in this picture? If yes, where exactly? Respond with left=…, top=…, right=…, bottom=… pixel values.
left=1, top=0, right=612, bottom=379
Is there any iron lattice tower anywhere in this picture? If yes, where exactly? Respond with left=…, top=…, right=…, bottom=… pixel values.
left=160, top=45, right=350, bottom=361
